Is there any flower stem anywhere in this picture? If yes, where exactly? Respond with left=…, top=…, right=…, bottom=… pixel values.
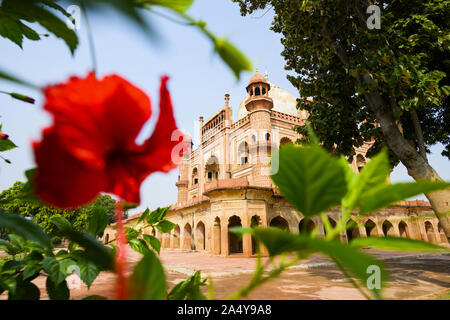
left=115, top=200, right=128, bottom=300
left=80, top=2, right=98, bottom=75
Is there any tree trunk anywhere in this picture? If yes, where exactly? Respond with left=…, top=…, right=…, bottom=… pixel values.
left=324, top=29, right=450, bottom=240
left=360, top=74, right=450, bottom=240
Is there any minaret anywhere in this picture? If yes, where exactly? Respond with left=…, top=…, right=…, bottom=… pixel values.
left=244, top=70, right=274, bottom=187
left=176, top=135, right=191, bottom=204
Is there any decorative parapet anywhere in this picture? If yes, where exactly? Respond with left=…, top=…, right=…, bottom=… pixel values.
left=170, top=195, right=210, bottom=210
left=271, top=110, right=302, bottom=124
left=230, top=115, right=250, bottom=130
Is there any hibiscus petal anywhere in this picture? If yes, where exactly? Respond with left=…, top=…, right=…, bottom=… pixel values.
left=33, top=127, right=107, bottom=208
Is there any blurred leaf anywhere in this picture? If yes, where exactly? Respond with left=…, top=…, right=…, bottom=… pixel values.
left=8, top=276, right=40, bottom=300
left=271, top=145, right=347, bottom=217
left=0, top=138, right=17, bottom=152
left=128, top=249, right=166, bottom=300
left=0, top=67, right=38, bottom=88
left=79, top=260, right=99, bottom=288
left=42, top=257, right=65, bottom=285
left=1, top=0, right=79, bottom=54
left=128, top=238, right=150, bottom=255
left=156, top=220, right=176, bottom=233
left=167, top=271, right=207, bottom=300
left=138, top=0, right=194, bottom=13
left=143, top=234, right=161, bottom=254
left=46, top=277, right=70, bottom=300
left=0, top=212, right=51, bottom=248
left=147, top=207, right=169, bottom=224
left=212, top=37, right=252, bottom=80
left=359, top=181, right=450, bottom=215
left=88, top=206, right=109, bottom=236
left=350, top=237, right=446, bottom=251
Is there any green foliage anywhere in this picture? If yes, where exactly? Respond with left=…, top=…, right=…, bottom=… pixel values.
left=350, top=237, right=444, bottom=251
left=167, top=270, right=207, bottom=300
left=0, top=181, right=117, bottom=238
left=127, top=249, right=166, bottom=300
left=232, top=0, right=450, bottom=160
left=271, top=144, right=347, bottom=217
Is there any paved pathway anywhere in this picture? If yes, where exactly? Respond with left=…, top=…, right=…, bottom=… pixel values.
left=1, top=249, right=449, bottom=300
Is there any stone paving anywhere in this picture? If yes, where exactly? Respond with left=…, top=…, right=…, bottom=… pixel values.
left=1, top=248, right=449, bottom=300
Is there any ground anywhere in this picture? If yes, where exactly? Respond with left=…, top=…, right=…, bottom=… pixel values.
left=2, top=248, right=448, bottom=300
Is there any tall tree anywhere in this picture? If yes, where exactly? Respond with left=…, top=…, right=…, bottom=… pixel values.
left=233, top=0, right=450, bottom=237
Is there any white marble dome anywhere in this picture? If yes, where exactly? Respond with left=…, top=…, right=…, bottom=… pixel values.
left=237, top=81, right=299, bottom=120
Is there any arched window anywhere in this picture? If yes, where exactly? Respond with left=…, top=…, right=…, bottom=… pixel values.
left=262, top=87, right=266, bottom=95
left=299, top=219, right=315, bottom=235
left=398, top=221, right=409, bottom=238
left=192, top=167, right=198, bottom=185
left=206, top=156, right=219, bottom=181
left=228, top=216, right=243, bottom=254
left=239, top=141, right=249, bottom=165
left=382, top=220, right=394, bottom=237
left=266, top=133, right=271, bottom=141
left=365, top=219, right=377, bottom=237
left=255, top=87, right=261, bottom=96
left=270, top=216, right=289, bottom=230
left=346, top=219, right=360, bottom=242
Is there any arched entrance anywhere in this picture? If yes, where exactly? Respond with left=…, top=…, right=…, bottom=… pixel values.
left=346, top=219, right=360, bottom=242
left=425, top=221, right=435, bottom=243
left=398, top=221, right=409, bottom=238
left=280, top=137, right=293, bottom=147
left=228, top=216, right=243, bottom=254
left=364, top=219, right=380, bottom=237
left=183, top=223, right=192, bottom=250
left=251, top=215, right=261, bottom=254
left=382, top=220, right=395, bottom=237
left=196, top=221, right=205, bottom=251
left=172, top=225, right=180, bottom=248
left=213, top=217, right=221, bottom=255
left=270, top=216, right=289, bottom=230
left=299, top=219, right=315, bottom=235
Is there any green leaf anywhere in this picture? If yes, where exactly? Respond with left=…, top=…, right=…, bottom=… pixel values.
left=359, top=181, right=450, bottom=215
left=128, top=238, right=150, bottom=255
left=0, top=138, right=17, bottom=152
left=46, top=277, right=70, bottom=300
left=213, top=37, right=252, bottom=80
left=42, top=257, right=65, bottom=285
left=248, top=227, right=386, bottom=299
left=350, top=237, right=446, bottom=251
left=88, top=206, right=109, bottom=236
left=343, top=149, right=390, bottom=210
left=271, top=145, right=347, bottom=217
left=143, top=234, right=161, bottom=254
left=147, top=207, right=169, bottom=224
left=167, top=271, right=207, bottom=300
left=8, top=277, right=40, bottom=300
left=137, top=208, right=150, bottom=224
left=1, top=0, right=78, bottom=54
left=156, top=220, right=176, bottom=233
left=22, top=263, right=42, bottom=281
left=79, top=260, right=99, bottom=288
left=128, top=249, right=166, bottom=300
left=0, top=212, right=51, bottom=248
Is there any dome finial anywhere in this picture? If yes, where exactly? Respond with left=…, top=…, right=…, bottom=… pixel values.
left=224, top=92, right=230, bottom=106
left=255, top=67, right=259, bottom=74
left=264, top=70, right=269, bottom=80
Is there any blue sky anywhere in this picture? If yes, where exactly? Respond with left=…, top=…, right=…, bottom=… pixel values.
left=0, top=1, right=448, bottom=215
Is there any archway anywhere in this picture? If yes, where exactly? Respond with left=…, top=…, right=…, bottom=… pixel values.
left=398, top=221, right=409, bottom=238
left=228, top=216, right=243, bottom=254
left=382, top=220, right=395, bottom=237
left=299, top=219, right=315, bottom=235
left=270, top=216, right=289, bottom=230
left=213, top=217, right=221, bottom=255
left=205, top=156, right=219, bottom=182
left=346, top=219, right=360, bottom=242
left=196, top=221, right=205, bottom=251
left=172, top=225, right=181, bottom=248
left=183, top=223, right=192, bottom=250
left=251, top=215, right=261, bottom=254
left=192, top=168, right=198, bottom=185
left=364, top=219, right=378, bottom=237
left=280, top=137, right=293, bottom=147
left=425, top=221, right=435, bottom=243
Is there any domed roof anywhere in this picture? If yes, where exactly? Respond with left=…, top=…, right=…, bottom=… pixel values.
left=247, top=71, right=268, bottom=87
left=238, top=81, right=299, bottom=120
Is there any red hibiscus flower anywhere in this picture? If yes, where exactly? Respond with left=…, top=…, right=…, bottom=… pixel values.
left=33, top=73, right=188, bottom=208
left=0, top=132, right=8, bottom=140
